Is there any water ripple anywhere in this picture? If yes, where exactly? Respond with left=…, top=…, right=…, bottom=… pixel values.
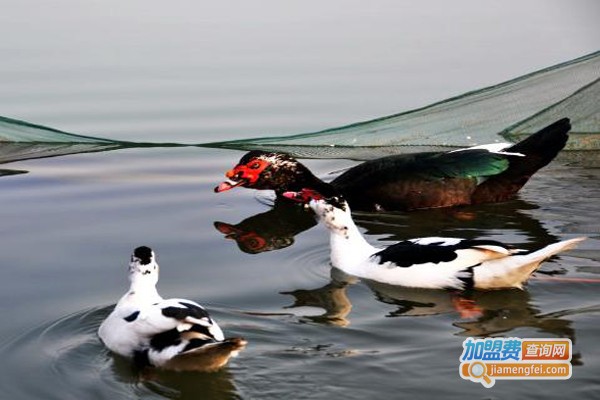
left=0, top=306, right=247, bottom=399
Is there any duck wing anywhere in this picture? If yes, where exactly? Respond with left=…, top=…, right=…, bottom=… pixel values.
left=332, top=150, right=510, bottom=210
left=140, top=300, right=247, bottom=371
left=368, top=238, right=520, bottom=289
left=127, top=298, right=224, bottom=341
left=334, top=150, right=509, bottom=184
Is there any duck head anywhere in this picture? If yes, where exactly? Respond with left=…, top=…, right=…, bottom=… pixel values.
left=128, top=246, right=159, bottom=286
left=215, top=151, right=319, bottom=194
left=284, top=188, right=352, bottom=236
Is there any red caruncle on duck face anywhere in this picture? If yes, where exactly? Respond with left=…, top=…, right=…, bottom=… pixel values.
left=214, top=155, right=275, bottom=193
left=225, top=158, right=272, bottom=187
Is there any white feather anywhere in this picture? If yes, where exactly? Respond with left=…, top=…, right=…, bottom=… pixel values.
left=450, top=142, right=524, bottom=157
left=409, top=237, right=462, bottom=246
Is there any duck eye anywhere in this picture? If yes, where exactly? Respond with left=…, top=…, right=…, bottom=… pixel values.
left=249, top=162, right=261, bottom=169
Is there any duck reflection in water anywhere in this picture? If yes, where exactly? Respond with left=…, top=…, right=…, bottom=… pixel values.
left=109, top=352, right=241, bottom=399
left=282, top=267, right=588, bottom=348
left=214, top=201, right=317, bottom=254
left=215, top=198, right=561, bottom=255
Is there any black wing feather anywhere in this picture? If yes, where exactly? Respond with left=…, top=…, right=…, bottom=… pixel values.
left=373, top=239, right=511, bottom=268
left=161, top=301, right=211, bottom=321
left=373, top=241, right=459, bottom=267
left=150, top=328, right=181, bottom=351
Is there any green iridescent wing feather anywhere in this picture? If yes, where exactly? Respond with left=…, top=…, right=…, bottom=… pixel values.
left=332, top=150, right=510, bottom=189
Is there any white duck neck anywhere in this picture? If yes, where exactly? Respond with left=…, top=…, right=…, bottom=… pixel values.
left=327, top=216, right=376, bottom=274
left=126, top=275, right=161, bottom=303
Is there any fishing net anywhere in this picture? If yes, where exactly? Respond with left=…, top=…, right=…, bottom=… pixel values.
left=0, top=116, right=116, bottom=144
left=0, top=51, right=598, bottom=164
left=0, top=116, right=124, bottom=164
left=212, top=50, right=600, bottom=157
left=0, top=142, right=123, bottom=164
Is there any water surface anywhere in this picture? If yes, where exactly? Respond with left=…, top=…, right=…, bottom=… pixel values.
left=0, top=148, right=598, bottom=399
left=1, top=1, right=599, bottom=398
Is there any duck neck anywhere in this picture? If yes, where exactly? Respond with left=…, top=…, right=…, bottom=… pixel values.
left=278, top=164, right=339, bottom=197
left=126, top=277, right=161, bottom=303
left=307, top=178, right=339, bottom=199
left=328, top=219, right=376, bottom=274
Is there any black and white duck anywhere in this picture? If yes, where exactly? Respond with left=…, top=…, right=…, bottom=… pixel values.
left=283, top=189, right=585, bottom=290
left=98, top=246, right=246, bottom=372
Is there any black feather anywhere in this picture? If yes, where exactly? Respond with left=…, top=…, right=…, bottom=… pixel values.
left=472, top=118, right=570, bottom=203
left=374, top=241, right=459, bottom=267
left=373, top=239, right=510, bottom=268
left=133, top=246, right=153, bottom=265
left=133, top=349, right=151, bottom=367
left=161, top=302, right=210, bottom=321
left=188, top=323, right=216, bottom=339
left=179, top=301, right=211, bottom=319
left=456, top=264, right=478, bottom=291
left=239, top=150, right=272, bottom=165
left=150, top=328, right=181, bottom=351
left=123, top=311, right=139, bottom=322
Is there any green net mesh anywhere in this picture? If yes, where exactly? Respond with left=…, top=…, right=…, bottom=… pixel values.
left=0, top=116, right=125, bottom=164
left=0, top=51, right=598, bottom=164
left=212, top=50, right=600, bottom=157
left=0, top=116, right=116, bottom=144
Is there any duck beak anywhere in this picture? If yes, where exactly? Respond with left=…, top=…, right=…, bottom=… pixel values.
left=214, top=166, right=250, bottom=193
left=214, top=179, right=246, bottom=193
left=214, top=221, right=239, bottom=236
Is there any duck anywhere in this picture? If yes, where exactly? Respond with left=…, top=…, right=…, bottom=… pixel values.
left=98, top=246, right=246, bottom=372
left=215, top=118, right=571, bottom=211
left=282, top=188, right=585, bottom=290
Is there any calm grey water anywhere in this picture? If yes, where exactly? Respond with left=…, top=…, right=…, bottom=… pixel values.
left=1, top=1, right=599, bottom=399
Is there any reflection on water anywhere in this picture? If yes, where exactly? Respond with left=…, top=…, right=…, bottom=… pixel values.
left=111, top=355, right=241, bottom=400
left=281, top=266, right=599, bottom=349
left=214, top=201, right=316, bottom=254
left=282, top=280, right=353, bottom=326
left=140, top=369, right=241, bottom=400
left=0, top=168, right=27, bottom=177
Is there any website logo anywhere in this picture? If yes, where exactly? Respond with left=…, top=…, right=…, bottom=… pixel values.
left=459, top=337, right=572, bottom=388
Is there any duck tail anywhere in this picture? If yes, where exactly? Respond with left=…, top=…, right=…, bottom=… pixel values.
left=526, top=236, right=586, bottom=259
left=475, top=237, right=586, bottom=289
left=517, top=236, right=586, bottom=285
left=161, top=337, right=247, bottom=372
left=471, top=118, right=571, bottom=203
left=506, top=117, right=571, bottom=165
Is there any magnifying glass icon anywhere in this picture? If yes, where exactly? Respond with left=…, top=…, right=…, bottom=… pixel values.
left=469, top=361, right=492, bottom=385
